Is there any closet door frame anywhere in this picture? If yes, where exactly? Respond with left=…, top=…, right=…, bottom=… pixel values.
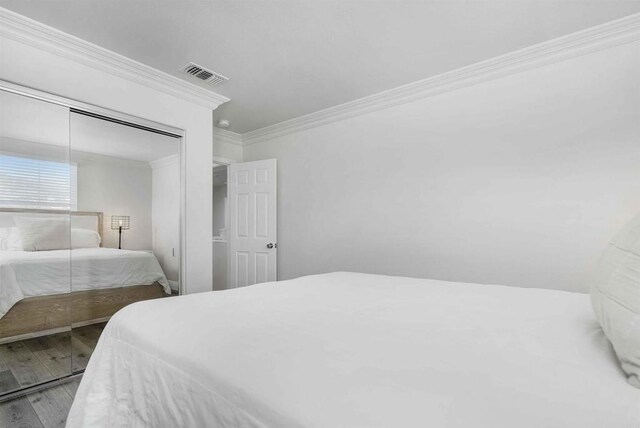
left=0, top=79, right=187, bottom=400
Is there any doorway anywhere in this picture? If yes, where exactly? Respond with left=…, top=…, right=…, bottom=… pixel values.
left=212, top=162, right=229, bottom=290
left=212, top=158, right=278, bottom=290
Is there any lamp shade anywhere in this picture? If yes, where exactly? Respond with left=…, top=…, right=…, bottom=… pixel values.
left=110, top=215, right=130, bottom=230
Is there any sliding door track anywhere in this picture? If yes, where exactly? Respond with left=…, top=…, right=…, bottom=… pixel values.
left=0, top=372, right=83, bottom=403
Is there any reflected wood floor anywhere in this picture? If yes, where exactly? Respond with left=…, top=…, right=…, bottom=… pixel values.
left=0, top=380, right=80, bottom=428
left=0, top=323, right=105, bottom=427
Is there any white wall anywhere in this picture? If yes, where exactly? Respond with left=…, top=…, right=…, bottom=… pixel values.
left=151, top=155, right=180, bottom=283
left=0, top=32, right=215, bottom=293
left=213, top=139, right=243, bottom=162
left=75, top=152, right=152, bottom=250
left=244, top=41, right=640, bottom=293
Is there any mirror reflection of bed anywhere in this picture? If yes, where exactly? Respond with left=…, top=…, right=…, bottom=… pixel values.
left=0, top=89, right=181, bottom=396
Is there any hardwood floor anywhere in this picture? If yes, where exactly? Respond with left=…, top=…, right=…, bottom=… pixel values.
left=0, top=323, right=105, bottom=427
left=0, top=379, right=79, bottom=428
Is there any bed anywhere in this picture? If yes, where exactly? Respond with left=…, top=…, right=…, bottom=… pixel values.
left=0, top=209, right=170, bottom=342
left=66, top=272, right=640, bottom=427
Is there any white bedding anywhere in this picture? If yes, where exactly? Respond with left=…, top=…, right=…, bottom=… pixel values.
left=67, top=272, right=640, bottom=428
left=0, top=248, right=170, bottom=318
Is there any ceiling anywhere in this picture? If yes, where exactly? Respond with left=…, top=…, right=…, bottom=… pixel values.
left=1, top=1, right=639, bottom=134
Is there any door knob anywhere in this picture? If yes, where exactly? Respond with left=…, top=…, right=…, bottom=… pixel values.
left=267, top=243, right=275, bottom=249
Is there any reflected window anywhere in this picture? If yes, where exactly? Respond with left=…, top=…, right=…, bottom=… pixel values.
left=0, top=154, right=77, bottom=210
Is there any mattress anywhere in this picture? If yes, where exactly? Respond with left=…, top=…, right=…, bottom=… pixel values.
left=67, top=272, right=640, bottom=427
left=0, top=247, right=170, bottom=319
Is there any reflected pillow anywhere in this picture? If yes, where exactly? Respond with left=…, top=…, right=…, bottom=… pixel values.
left=13, top=216, right=70, bottom=251
left=591, top=213, right=640, bottom=388
left=0, top=227, right=10, bottom=250
left=4, top=228, right=22, bottom=251
left=71, top=228, right=101, bottom=249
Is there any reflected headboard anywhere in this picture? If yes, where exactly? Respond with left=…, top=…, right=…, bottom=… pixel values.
left=0, top=208, right=104, bottom=246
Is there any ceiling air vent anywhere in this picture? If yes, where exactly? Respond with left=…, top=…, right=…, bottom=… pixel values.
left=181, top=62, right=228, bottom=86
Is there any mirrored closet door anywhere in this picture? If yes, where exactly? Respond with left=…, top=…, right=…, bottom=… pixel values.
left=69, top=111, right=181, bottom=373
left=0, top=89, right=73, bottom=396
left=0, top=84, right=183, bottom=398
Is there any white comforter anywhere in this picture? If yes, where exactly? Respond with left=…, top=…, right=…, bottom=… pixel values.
left=67, top=272, right=640, bottom=427
left=0, top=248, right=170, bottom=318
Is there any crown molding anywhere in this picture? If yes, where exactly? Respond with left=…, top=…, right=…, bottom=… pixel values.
left=213, top=128, right=243, bottom=146
left=149, top=154, right=180, bottom=169
left=73, top=150, right=152, bottom=169
left=242, top=12, right=640, bottom=146
left=212, top=155, right=237, bottom=165
left=0, top=7, right=230, bottom=110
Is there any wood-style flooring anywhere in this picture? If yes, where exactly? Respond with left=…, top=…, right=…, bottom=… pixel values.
left=0, top=323, right=105, bottom=427
left=0, top=379, right=79, bottom=428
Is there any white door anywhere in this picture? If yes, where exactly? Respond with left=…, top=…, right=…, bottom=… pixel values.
left=228, top=159, right=277, bottom=287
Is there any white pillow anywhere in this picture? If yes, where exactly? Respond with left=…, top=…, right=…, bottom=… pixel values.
left=71, top=228, right=101, bottom=249
left=0, top=227, right=11, bottom=250
left=13, top=216, right=70, bottom=251
left=591, top=213, right=640, bottom=388
left=0, top=227, right=23, bottom=251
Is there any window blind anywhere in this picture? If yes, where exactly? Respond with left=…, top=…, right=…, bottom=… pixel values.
left=0, top=154, right=77, bottom=211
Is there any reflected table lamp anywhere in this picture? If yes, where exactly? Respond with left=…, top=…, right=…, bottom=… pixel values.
left=111, top=215, right=130, bottom=249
